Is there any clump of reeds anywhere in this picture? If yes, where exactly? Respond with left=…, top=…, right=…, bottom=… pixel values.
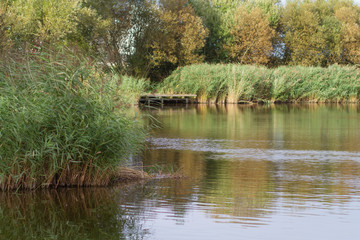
left=160, top=64, right=360, bottom=103
left=0, top=49, right=146, bottom=190
left=114, top=75, right=150, bottom=106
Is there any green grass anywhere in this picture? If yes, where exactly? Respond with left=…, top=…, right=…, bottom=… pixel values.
left=159, top=64, right=360, bottom=103
left=115, top=75, right=150, bottom=106
left=0, top=49, right=146, bottom=190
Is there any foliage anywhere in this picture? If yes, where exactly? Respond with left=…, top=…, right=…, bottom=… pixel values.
left=282, top=0, right=328, bottom=65
left=189, top=0, right=224, bottom=61
left=160, top=64, right=271, bottom=103
left=245, top=0, right=281, bottom=28
left=335, top=5, right=360, bottom=64
left=143, top=0, right=208, bottom=80
left=282, top=0, right=360, bottom=66
left=81, top=0, right=134, bottom=72
left=0, top=3, right=9, bottom=51
left=190, top=0, right=281, bottom=63
left=0, top=50, right=146, bottom=190
left=4, top=0, right=82, bottom=46
left=2, top=0, right=360, bottom=80
left=225, top=6, right=275, bottom=64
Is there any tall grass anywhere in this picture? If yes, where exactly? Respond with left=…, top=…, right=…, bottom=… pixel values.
left=159, top=64, right=360, bottom=103
left=115, top=75, right=150, bottom=106
left=0, top=50, right=146, bottom=190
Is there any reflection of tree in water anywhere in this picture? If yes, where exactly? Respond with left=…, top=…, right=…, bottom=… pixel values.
left=2, top=144, right=360, bottom=238
left=0, top=187, right=150, bottom=240
left=140, top=104, right=360, bottom=226
left=144, top=138, right=360, bottom=226
left=148, top=104, right=360, bottom=152
left=278, top=160, right=360, bottom=202
left=198, top=159, right=277, bottom=223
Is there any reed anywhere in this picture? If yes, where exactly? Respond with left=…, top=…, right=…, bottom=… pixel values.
left=115, top=75, right=150, bottom=106
left=0, top=49, right=146, bottom=190
left=159, top=64, right=360, bottom=103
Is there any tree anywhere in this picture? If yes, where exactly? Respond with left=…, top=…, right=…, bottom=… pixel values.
left=144, top=0, right=208, bottom=79
left=190, top=0, right=281, bottom=63
left=0, top=3, right=9, bottom=51
left=282, top=1, right=326, bottom=65
left=80, top=0, right=134, bottom=72
left=226, top=7, right=275, bottom=64
left=189, top=0, right=224, bottom=62
left=335, top=5, right=360, bottom=64
left=281, top=0, right=350, bottom=66
left=4, top=0, right=82, bottom=46
left=244, top=0, right=281, bottom=28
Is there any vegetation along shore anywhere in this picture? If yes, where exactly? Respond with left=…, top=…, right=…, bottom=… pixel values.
left=0, top=51, right=146, bottom=190
left=159, top=64, right=360, bottom=104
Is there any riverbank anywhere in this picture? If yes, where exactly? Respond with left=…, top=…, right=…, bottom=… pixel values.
left=157, top=64, right=360, bottom=104
left=0, top=51, right=146, bottom=190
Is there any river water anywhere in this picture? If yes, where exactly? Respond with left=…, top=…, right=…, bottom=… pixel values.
left=1, top=104, right=360, bottom=239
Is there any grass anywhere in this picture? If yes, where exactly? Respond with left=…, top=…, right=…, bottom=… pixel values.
left=159, top=63, right=360, bottom=103
left=114, top=74, right=151, bottom=106
left=0, top=49, right=146, bottom=190
left=142, top=164, right=184, bottom=179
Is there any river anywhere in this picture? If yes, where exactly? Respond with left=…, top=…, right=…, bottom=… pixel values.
left=1, top=104, right=360, bottom=239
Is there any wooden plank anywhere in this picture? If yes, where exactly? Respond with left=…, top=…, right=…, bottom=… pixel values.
left=139, top=94, right=197, bottom=105
left=140, top=94, right=196, bottom=98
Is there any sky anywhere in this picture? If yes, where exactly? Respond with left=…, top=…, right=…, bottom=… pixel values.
left=280, top=0, right=360, bottom=5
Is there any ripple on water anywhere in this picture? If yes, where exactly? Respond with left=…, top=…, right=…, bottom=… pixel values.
left=148, top=137, right=360, bottom=162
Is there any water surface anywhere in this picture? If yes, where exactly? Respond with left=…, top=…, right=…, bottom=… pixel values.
left=1, top=104, right=360, bottom=239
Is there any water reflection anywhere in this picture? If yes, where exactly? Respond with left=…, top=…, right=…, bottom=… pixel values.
left=0, top=186, right=153, bottom=239
left=147, top=104, right=360, bottom=152
left=143, top=104, right=360, bottom=227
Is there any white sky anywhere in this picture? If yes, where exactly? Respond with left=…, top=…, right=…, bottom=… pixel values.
left=280, top=0, right=360, bottom=5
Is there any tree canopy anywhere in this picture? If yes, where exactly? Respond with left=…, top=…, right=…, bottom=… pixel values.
left=1, top=0, right=360, bottom=80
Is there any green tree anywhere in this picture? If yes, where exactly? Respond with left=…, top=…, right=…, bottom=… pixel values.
left=281, top=0, right=349, bottom=66
left=335, top=5, right=360, bottom=64
left=125, top=1, right=158, bottom=77
left=282, top=0, right=326, bottom=65
left=190, top=0, right=280, bottom=63
left=4, top=0, right=82, bottom=46
left=244, top=0, right=281, bottom=28
left=143, top=0, right=208, bottom=80
left=226, top=7, right=275, bottom=64
left=190, top=0, right=243, bottom=62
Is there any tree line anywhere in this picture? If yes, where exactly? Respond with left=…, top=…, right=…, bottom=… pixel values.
left=1, top=0, right=360, bottom=80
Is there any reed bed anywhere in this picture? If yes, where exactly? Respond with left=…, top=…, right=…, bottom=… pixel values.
left=0, top=50, right=146, bottom=190
left=159, top=64, right=360, bottom=103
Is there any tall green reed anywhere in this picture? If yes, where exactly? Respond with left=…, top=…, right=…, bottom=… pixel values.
left=160, top=64, right=360, bottom=103
left=0, top=49, right=146, bottom=190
